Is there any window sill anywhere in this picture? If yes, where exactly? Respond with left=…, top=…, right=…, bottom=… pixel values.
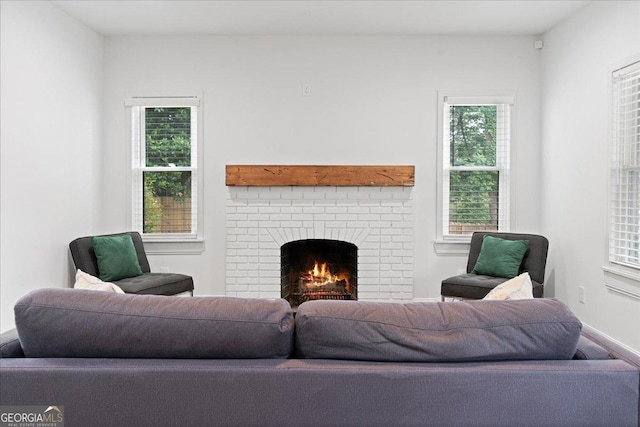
left=433, top=239, right=471, bottom=256
left=601, top=265, right=640, bottom=301
left=142, top=238, right=205, bottom=255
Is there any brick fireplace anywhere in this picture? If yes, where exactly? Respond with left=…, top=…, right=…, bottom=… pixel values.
left=225, top=165, right=415, bottom=304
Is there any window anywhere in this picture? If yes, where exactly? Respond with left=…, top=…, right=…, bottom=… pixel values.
left=439, top=95, right=513, bottom=239
left=609, top=60, right=640, bottom=270
left=127, top=97, right=200, bottom=240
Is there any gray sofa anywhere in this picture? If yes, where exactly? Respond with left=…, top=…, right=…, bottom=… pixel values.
left=1, top=289, right=639, bottom=427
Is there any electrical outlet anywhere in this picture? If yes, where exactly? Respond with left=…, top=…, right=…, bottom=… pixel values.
left=160, top=266, right=170, bottom=273
left=578, top=286, right=585, bottom=304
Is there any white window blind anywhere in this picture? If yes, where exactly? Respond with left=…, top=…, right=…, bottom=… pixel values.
left=610, top=60, right=640, bottom=269
left=442, top=96, right=513, bottom=237
left=127, top=97, right=200, bottom=239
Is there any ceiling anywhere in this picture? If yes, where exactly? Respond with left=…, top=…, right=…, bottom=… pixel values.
left=52, top=0, right=591, bottom=36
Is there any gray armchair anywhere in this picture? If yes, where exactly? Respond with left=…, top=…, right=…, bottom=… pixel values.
left=69, top=231, right=194, bottom=296
left=441, top=232, right=548, bottom=300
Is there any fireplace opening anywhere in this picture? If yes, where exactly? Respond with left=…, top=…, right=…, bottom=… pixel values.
left=281, top=239, right=357, bottom=308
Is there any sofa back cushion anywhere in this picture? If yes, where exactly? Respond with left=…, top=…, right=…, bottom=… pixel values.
left=295, top=299, right=581, bottom=362
left=15, top=288, right=294, bottom=359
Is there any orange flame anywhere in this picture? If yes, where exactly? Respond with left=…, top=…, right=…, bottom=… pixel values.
left=301, top=261, right=350, bottom=292
left=311, top=262, right=331, bottom=280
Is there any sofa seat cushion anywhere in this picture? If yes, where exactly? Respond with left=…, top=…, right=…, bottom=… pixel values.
left=295, top=299, right=581, bottom=362
left=15, top=288, right=294, bottom=359
left=115, top=272, right=194, bottom=295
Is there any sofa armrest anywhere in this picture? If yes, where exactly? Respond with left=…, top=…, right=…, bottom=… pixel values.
left=581, top=324, right=640, bottom=369
left=0, top=328, right=24, bottom=358
left=573, top=335, right=612, bottom=360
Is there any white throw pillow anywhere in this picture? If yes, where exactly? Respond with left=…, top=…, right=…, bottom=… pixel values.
left=74, top=269, right=125, bottom=294
left=482, top=272, right=533, bottom=301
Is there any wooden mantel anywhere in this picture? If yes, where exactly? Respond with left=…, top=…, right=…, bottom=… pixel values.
left=226, top=165, right=415, bottom=187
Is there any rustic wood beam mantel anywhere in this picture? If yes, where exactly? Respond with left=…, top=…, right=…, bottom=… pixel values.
left=226, top=165, right=415, bottom=187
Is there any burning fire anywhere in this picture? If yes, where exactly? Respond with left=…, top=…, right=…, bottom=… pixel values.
left=309, top=261, right=331, bottom=280
left=301, top=261, right=350, bottom=292
left=309, top=262, right=332, bottom=283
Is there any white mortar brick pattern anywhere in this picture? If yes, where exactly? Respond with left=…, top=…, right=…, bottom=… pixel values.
left=226, top=186, right=414, bottom=301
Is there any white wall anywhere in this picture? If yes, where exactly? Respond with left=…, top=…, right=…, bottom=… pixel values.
left=102, top=35, right=542, bottom=299
left=541, top=1, right=640, bottom=352
left=0, top=1, right=104, bottom=331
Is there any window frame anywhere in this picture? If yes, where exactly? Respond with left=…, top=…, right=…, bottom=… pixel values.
left=125, top=96, right=203, bottom=243
left=436, top=92, right=515, bottom=248
left=607, top=58, right=640, bottom=277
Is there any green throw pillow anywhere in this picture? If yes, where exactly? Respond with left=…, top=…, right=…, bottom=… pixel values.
left=92, top=234, right=143, bottom=282
left=471, top=235, right=529, bottom=279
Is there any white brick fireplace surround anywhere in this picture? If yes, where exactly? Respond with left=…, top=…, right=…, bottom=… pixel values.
left=225, top=186, right=414, bottom=302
